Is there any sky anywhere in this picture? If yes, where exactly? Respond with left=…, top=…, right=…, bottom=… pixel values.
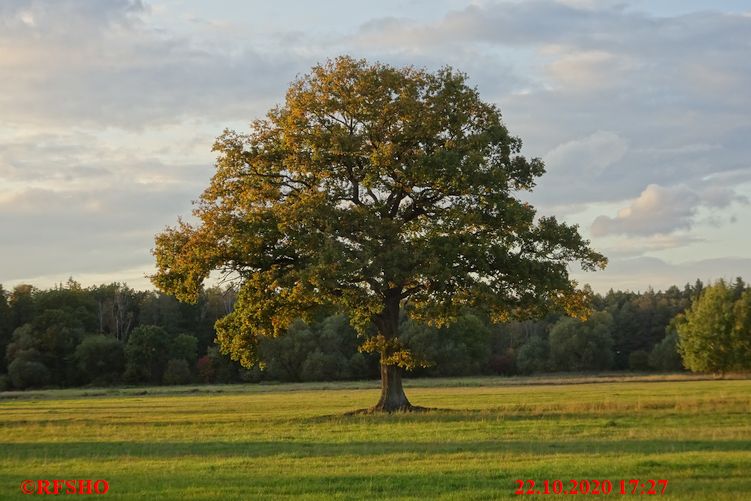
left=1, top=0, right=750, bottom=293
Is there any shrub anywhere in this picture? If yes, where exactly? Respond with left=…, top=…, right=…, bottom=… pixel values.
left=649, top=332, right=683, bottom=371
left=74, top=335, right=125, bottom=384
left=402, top=313, right=491, bottom=377
left=8, top=358, right=50, bottom=389
left=196, top=355, right=215, bottom=383
left=301, top=351, right=346, bottom=381
left=124, top=325, right=171, bottom=383
left=197, top=347, right=239, bottom=383
left=628, top=350, right=650, bottom=371
left=170, top=334, right=198, bottom=364
left=516, top=336, right=549, bottom=374
left=238, top=366, right=264, bottom=383
left=163, top=359, right=191, bottom=385
left=347, top=352, right=372, bottom=379
left=549, top=312, right=615, bottom=372
left=488, top=351, right=516, bottom=375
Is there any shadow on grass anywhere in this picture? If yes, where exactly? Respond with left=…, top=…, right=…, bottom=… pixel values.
left=1, top=438, right=749, bottom=460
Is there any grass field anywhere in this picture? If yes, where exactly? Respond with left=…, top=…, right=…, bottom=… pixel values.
left=1, top=375, right=750, bottom=499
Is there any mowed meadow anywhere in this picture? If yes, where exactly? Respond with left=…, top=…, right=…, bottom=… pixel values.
left=1, top=376, right=750, bottom=500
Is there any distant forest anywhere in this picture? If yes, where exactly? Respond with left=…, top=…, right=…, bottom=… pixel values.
left=0, top=277, right=747, bottom=390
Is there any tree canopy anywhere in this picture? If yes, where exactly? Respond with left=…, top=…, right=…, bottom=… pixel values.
left=677, top=280, right=751, bottom=374
left=151, top=56, right=606, bottom=410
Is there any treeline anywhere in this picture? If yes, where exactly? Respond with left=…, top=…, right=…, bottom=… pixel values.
left=0, top=277, right=748, bottom=390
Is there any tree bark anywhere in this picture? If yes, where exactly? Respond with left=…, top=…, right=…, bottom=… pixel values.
left=370, top=287, right=414, bottom=412
left=373, top=363, right=412, bottom=412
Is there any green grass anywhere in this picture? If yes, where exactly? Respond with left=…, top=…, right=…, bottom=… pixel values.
left=1, top=375, right=750, bottom=499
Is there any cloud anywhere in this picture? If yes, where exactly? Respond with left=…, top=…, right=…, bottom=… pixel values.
left=348, top=1, right=642, bottom=49
left=0, top=130, right=211, bottom=283
left=2, top=0, right=750, bottom=293
left=0, top=183, right=195, bottom=282
left=591, top=184, right=699, bottom=236
left=545, top=130, right=628, bottom=176
left=3, top=266, right=156, bottom=291
left=0, top=0, right=306, bottom=129
left=546, top=49, right=640, bottom=91
left=597, top=234, right=704, bottom=259
left=0, top=0, right=145, bottom=36
left=591, top=183, right=749, bottom=237
left=525, top=130, right=630, bottom=214
left=699, top=186, right=749, bottom=209
left=573, top=255, right=751, bottom=293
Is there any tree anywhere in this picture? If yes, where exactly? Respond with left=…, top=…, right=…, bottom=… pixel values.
left=628, top=350, right=650, bottom=371
left=648, top=331, right=683, bottom=371
left=124, top=325, right=171, bottom=384
left=8, top=284, right=35, bottom=332
left=8, top=355, right=50, bottom=389
left=89, top=283, right=138, bottom=341
left=677, top=281, right=751, bottom=374
left=170, top=333, right=199, bottom=364
left=0, top=285, right=11, bottom=373
left=196, top=346, right=241, bottom=384
left=35, top=278, right=98, bottom=333
left=75, top=335, right=126, bottom=384
left=163, top=359, right=191, bottom=385
left=260, top=319, right=318, bottom=381
left=401, top=313, right=491, bottom=377
left=732, top=290, right=751, bottom=370
left=549, top=312, right=615, bottom=372
left=5, top=309, right=84, bottom=386
left=151, top=56, right=606, bottom=411
left=516, top=335, right=549, bottom=374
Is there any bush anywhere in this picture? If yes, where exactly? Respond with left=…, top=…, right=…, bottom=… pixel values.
left=488, top=351, right=516, bottom=375
left=124, top=325, right=171, bottom=383
left=516, top=336, right=549, bottom=374
left=74, top=335, right=125, bottom=384
left=196, top=355, right=215, bottom=383
left=301, top=350, right=347, bottom=381
left=238, top=366, right=264, bottom=383
left=628, top=350, right=650, bottom=371
left=170, top=334, right=198, bottom=364
left=8, top=358, right=50, bottom=389
left=261, top=320, right=317, bottom=381
left=402, top=313, right=491, bottom=377
left=347, top=352, right=372, bottom=379
left=549, top=312, right=615, bottom=372
left=197, top=347, right=240, bottom=383
left=649, top=332, right=683, bottom=371
left=5, top=310, right=84, bottom=386
left=162, top=359, right=191, bottom=385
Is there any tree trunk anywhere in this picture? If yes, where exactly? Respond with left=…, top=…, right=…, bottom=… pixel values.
left=369, top=287, right=415, bottom=412
left=373, top=363, right=412, bottom=412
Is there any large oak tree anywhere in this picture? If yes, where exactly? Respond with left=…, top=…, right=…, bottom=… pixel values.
left=152, top=57, right=606, bottom=411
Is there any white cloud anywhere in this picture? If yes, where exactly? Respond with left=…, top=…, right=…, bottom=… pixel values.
left=597, top=234, right=704, bottom=259
left=591, top=183, right=749, bottom=237
left=591, top=184, right=699, bottom=236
